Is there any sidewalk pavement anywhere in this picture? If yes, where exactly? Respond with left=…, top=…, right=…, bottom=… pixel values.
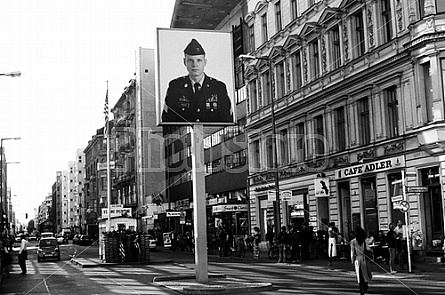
left=67, top=249, right=445, bottom=294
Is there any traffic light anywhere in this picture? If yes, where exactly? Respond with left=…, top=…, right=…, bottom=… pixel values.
left=25, top=213, right=28, bottom=219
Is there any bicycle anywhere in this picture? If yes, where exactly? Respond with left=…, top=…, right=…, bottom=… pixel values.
left=231, top=235, right=247, bottom=257
left=268, top=241, right=291, bottom=260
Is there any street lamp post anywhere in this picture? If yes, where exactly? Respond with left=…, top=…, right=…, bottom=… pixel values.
left=0, top=137, right=21, bottom=234
left=4, top=162, right=19, bottom=233
left=240, top=54, right=281, bottom=237
left=0, top=71, right=22, bottom=233
left=0, top=71, right=21, bottom=77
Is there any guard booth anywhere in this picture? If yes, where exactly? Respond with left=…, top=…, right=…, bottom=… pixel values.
left=98, top=205, right=141, bottom=262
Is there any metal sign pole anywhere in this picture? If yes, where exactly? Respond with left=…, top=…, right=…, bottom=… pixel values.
left=402, top=170, right=412, bottom=273
left=191, top=124, right=208, bottom=283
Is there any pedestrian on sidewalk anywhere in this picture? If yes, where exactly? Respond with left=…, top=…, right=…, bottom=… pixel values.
left=327, top=222, right=338, bottom=266
left=386, top=222, right=398, bottom=273
left=277, top=226, right=289, bottom=263
left=289, top=227, right=301, bottom=263
left=395, top=219, right=407, bottom=270
left=351, top=227, right=372, bottom=295
left=266, top=227, right=274, bottom=251
left=18, top=234, right=29, bottom=275
left=1, top=235, right=12, bottom=278
left=300, top=223, right=312, bottom=260
left=218, top=223, right=228, bottom=257
left=252, top=227, right=261, bottom=259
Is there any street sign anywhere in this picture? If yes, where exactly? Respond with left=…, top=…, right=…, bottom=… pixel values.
left=97, top=161, right=115, bottom=171
left=314, top=177, right=330, bottom=197
left=399, top=201, right=410, bottom=213
left=281, top=190, right=292, bottom=201
left=407, top=186, right=428, bottom=193
left=166, top=211, right=181, bottom=217
left=391, top=195, right=403, bottom=202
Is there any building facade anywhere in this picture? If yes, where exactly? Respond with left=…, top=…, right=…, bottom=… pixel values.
left=52, top=171, right=62, bottom=233
left=83, top=125, right=116, bottom=231
left=134, top=48, right=165, bottom=232
left=242, top=0, right=445, bottom=255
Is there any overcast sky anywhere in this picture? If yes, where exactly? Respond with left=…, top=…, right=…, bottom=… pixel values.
left=0, top=0, right=175, bottom=224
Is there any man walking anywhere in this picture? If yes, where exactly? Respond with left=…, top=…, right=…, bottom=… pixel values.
left=289, top=227, right=301, bottom=263
left=277, top=226, right=289, bottom=263
left=18, top=234, right=28, bottom=275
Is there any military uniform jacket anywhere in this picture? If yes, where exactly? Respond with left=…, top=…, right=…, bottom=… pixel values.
left=162, top=75, right=233, bottom=124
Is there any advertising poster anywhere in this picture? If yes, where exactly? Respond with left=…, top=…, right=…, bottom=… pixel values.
left=156, top=28, right=235, bottom=126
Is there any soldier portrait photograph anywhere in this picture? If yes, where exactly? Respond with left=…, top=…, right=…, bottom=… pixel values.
left=156, top=29, right=235, bottom=125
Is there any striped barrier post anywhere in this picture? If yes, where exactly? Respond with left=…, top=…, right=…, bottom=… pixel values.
left=119, top=241, right=126, bottom=262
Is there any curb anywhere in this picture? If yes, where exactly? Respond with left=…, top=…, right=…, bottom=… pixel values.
left=153, top=274, right=273, bottom=295
left=153, top=274, right=227, bottom=282
left=182, top=282, right=273, bottom=295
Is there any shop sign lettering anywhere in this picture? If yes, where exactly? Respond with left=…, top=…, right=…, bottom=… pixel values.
left=335, top=156, right=404, bottom=179
left=212, top=204, right=248, bottom=213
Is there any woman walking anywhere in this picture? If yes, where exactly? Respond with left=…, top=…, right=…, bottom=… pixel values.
left=351, top=227, right=372, bottom=294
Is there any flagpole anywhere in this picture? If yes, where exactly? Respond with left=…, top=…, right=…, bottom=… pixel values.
left=105, top=81, right=111, bottom=232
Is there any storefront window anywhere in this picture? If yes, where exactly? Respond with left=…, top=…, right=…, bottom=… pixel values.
left=362, top=177, right=378, bottom=235
left=420, top=167, right=443, bottom=246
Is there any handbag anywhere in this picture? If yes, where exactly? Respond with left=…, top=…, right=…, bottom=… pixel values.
left=2, top=251, right=13, bottom=265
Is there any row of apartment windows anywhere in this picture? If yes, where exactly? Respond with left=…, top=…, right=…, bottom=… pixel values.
left=249, top=85, right=399, bottom=169
left=255, top=0, right=311, bottom=48
left=167, top=119, right=246, bottom=165
left=168, top=149, right=247, bottom=185
left=206, top=150, right=247, bottom=175
left=203, top=119, right=246, bottom=150
left=246, top=0, right=413, bottom=112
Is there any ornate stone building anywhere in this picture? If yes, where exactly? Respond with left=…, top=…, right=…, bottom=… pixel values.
left=243, top=0, right=445, bottom=256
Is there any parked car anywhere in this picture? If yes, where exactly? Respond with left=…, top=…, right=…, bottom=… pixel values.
left=72, top=234, right=81, bottom=244
left=78, top=235, right=93, bottom=246
left=37, top=237, right=60, bottom=262
left=148, top=234, right=157, bottom=250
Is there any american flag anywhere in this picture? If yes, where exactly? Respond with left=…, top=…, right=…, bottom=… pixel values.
left=104, top=85, right=109, bottom=137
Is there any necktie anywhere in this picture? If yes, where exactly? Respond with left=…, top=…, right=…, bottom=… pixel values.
left=194, top=83, right=201, bottom=94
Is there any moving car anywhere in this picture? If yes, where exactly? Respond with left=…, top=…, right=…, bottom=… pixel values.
left=78, top=235, right=94, bottom=246
left=37, top=237, right=60, bottom=262
left=40, top=232, right=55, bottom=239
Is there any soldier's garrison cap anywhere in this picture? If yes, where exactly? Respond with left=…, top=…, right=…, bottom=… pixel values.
left=184, top=38, right=206, bottom=55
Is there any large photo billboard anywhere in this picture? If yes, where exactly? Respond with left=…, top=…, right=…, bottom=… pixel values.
left=156, top=28, right=235, bottom=126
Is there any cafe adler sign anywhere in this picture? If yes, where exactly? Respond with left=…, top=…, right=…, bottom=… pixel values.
left=335, top=156, right=404, bottom=179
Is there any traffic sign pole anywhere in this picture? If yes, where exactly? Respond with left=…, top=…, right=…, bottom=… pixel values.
left=402, top=170, right=412, bottom=273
